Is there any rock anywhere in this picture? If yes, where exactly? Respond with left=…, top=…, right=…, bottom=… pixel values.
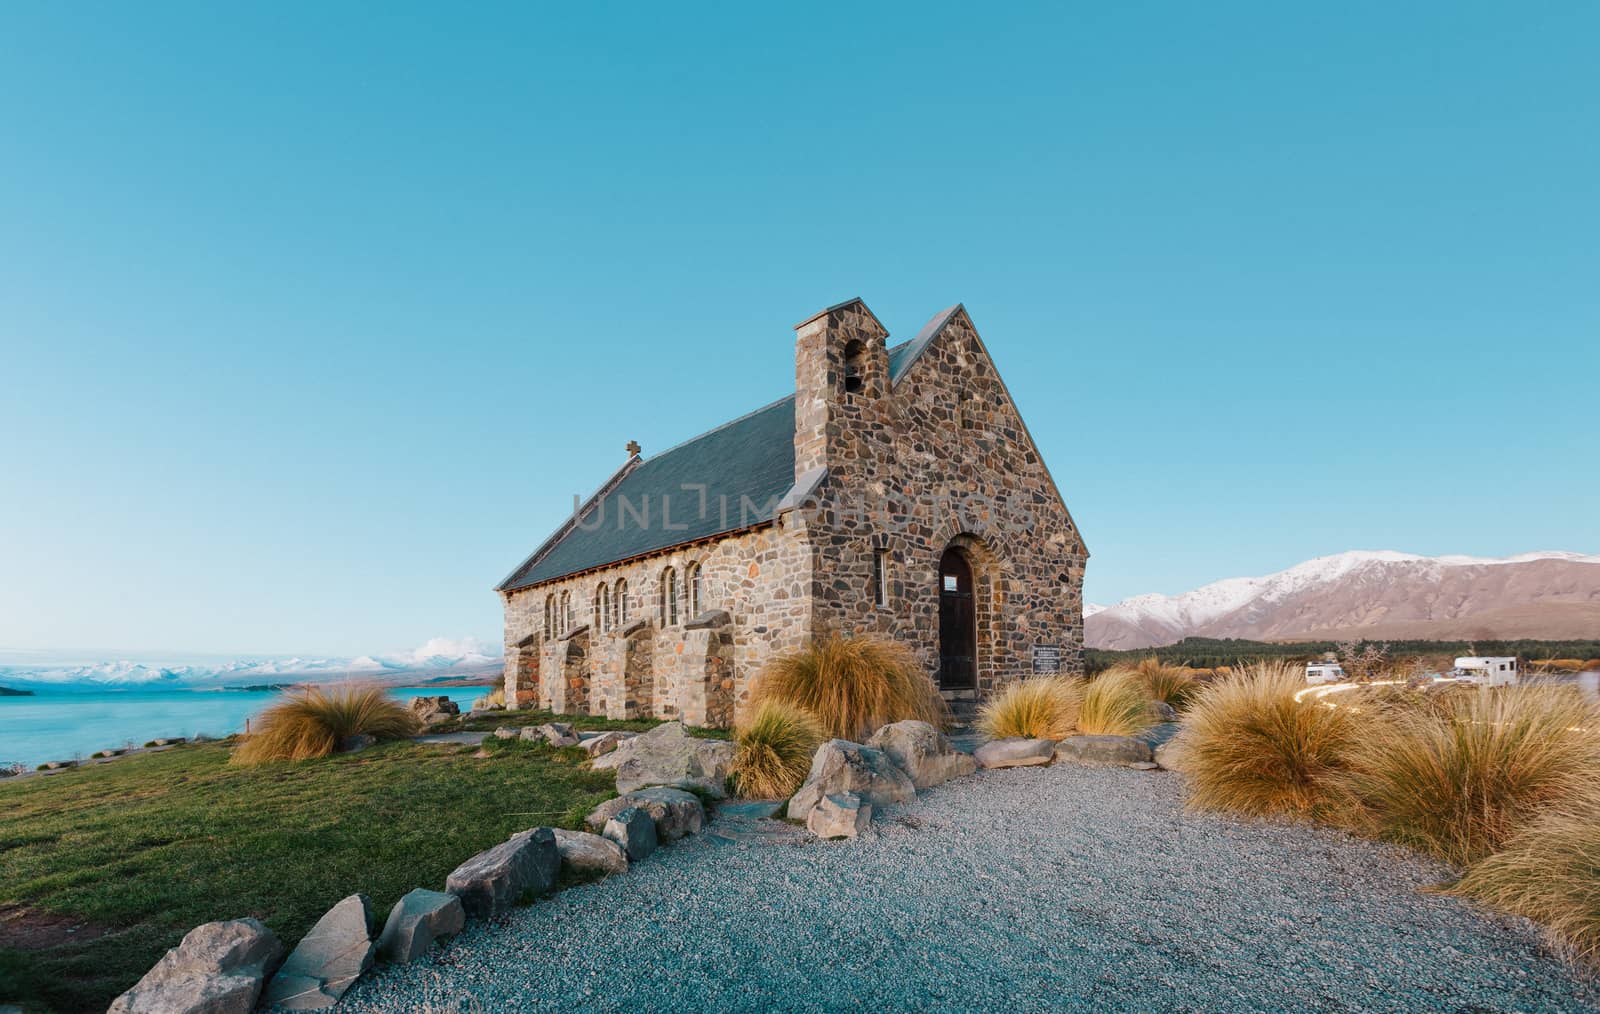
left=806, top=792, right=871, bottom=839
left=150, top=738, right=187, bottom=747
left=445, top=827, right=559, bottom=919
left=1155, top=738, right=1189, bottom=773
left=262, top=894, right=375, bottom=1010
left=865, top=720, right=976, bottom=790
left=108, top=918, right=282, bottom=1014
left=974, top=738, right=1057, bottom=769
left=537, top=723, right=580, bottom=747
left=1054, top=735, right=1155, bottom=766
left=592, top=721, right=735, bottom=797
left=1130, top=761, right=1160, bottom=771
left=39, top=760, right=77, bottom=770
left=408, top=696, right=459, bottom=717
left=786, top=739, right=916, bottom=820
left=337, top=734, right=376, bottom=753
left=552, top=829, right=628, bottom=875
left=585, top=786, right=705, bottom=842
left=493, top=727, right=521, bottom=740
left=375, top=889, right=464, bottom=964
left=602, top=806, right=658, bottom=862
left=581, top=730, right=629, bottom=758
left=419, top=711, right=456, bottom=728
left=93, top=749, right=125, bottom=758
left=1149, top=700, right=1180, bottom=723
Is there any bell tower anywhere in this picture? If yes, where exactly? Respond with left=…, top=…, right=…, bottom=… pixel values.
left=792, top=297, right=890, bottom=483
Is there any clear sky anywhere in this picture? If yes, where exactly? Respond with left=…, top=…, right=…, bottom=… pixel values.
left=2, top=2, right=1596, bottom=657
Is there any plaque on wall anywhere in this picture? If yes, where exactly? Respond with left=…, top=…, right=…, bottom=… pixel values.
left=1031, top=644, right=1062, bottom=674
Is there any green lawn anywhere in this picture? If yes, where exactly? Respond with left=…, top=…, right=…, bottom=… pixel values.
left=0, top=737, right=618, bottom=1013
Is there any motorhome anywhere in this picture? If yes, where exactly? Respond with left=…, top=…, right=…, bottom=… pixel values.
left=1450, top=656, right=1520, bottom=687
left=1305, top=662, right=1348, bottom=685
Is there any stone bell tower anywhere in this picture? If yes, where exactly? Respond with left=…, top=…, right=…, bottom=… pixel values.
left=792, top=297, right=890, bottom=486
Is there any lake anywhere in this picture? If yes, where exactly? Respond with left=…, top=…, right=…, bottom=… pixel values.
left=0, top=685, right=491, bottom=770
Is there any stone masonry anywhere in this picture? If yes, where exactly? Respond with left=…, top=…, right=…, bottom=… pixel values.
left=498, top=298, right=1087, bottom=728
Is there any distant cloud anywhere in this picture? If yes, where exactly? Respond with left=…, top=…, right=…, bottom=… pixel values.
left=407, top=636, right=500, bottom=663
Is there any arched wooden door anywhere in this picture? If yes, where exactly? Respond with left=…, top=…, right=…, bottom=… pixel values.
left=938, top=548, right=976, bottom=691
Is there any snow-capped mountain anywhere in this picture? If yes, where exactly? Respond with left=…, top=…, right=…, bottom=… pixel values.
left=1086, top=551, right=1600, bottom=650
left=0, top=638, right=502, bottom=692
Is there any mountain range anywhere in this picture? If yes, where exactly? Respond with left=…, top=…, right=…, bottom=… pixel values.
left=0, top=637, right=503, bottom=692
left=1085, top=550, right=1600, bottom=650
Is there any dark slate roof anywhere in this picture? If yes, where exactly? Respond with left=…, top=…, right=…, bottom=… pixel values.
left=498, top=325, right=950, bottom=593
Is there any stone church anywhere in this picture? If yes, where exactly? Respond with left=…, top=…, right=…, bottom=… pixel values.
left=496, top=298, right=1088, bottom=728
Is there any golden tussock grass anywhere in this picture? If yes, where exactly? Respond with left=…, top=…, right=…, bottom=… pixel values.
left=752, top=634, right=946, bottom=741
left=1128, top=657, right=1200, bottom=708
left=1340, top=686, right=1600, bottom=865
left=233, top=684, right=421, bottom=764
left=1078, top=668, right=1157, bottom=737
left=1453, top=794, right=1600, bottom=968
left=1178, top=660, right=1357, bottom=818
left=978, top=676, right=1085, bottom=741
left=730, top=699, right=826, bottom=799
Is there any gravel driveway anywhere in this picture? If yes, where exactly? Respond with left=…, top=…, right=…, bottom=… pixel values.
left=343, top=764, right=1598, bottom=1013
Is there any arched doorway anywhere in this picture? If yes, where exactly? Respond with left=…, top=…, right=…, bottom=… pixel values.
left=938, top=547, right=976, bottom=691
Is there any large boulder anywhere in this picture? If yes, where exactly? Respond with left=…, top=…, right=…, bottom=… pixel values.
left=262, top=894, right=375, bottom=1010
left=974, top=738, right=1056, bottom=769
left=591, top=722, right=735, bottom=797
left=602, top=807, right=658, bottom=862
left=552, top=829, right=628, bottom=875
left=375, top=889, right=464, bottom=965
left=585, top=786, right=705, bottom=843
left=1055, top=735, right=1156, bottom=766
left=409, top=696, right=459, bottom=717
left=1154, top=737, right=1189, bottom=773
left=806, top=792, right=871, bottom=839
left=786, top=739, right=916, bottom=821
left=865, top=721, right=976, bottom=790
left=536, top=723, right=579, bottom=748
left=581, top=730, right=630, bottom=758
left=445, top=828, right=560, bottom=920
left=109, top=918, right=282, bottom=1014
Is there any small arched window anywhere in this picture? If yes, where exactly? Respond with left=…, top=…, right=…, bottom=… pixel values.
left=595, top=584, right=609, bottom=633
left=842, top=339, right=864, bottom=394
left=616, top=578, right=628, bottom=626
left=687, top=562, right=703, bottom=617
left=544, top=595, right=554, bottom=639
left=661, top=567, right=678, bottom=626
left=561, top=591, right=572, bottom=633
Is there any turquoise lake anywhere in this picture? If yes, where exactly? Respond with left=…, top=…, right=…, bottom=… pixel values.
left=0, top=686, right=491, bottom=770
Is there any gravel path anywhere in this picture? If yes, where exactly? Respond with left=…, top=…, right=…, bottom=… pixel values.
left=343, top=764, right=1598, bottom=1013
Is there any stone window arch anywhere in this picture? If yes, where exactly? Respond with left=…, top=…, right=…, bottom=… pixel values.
left=615, top=578, right=628, bottom=626
left=544, top=595, right=554, bottom=639
left=686, top=561, right=704, bottom=618
left=561, top=591, right=572, bottom=634
left=842, top=339, right=865, bottom=394
left=660, top=567, right=679, bottom=626
left=595, top=583, right=610, bottom=633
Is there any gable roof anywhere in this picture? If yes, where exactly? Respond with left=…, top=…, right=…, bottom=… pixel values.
left=497, top=312, right=960, bottom=594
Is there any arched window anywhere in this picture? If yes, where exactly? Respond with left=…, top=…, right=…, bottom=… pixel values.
left=595, top=585, right=609, bottom=633
left=843, top=339, right=864, bottom=394
left=544, top=595, right=554, bottom=639
left=561, top=591, right=572, bottom=633
left=616, top=578, right=628, bottom=626
left=661, top=567, right=678, bottom=626
left=687, top=562, right=703, bottom=617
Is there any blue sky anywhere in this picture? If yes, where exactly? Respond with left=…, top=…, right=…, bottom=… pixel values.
left=2, top=2, right=1596, bottom=657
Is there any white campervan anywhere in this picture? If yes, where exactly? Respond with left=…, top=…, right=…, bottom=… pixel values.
left=1451, top=656, right=1519, bottom=687
left=1305, top=662, right=1347, bottom=685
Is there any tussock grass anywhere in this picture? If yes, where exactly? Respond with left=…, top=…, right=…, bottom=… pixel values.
left=1453, top=796, right=1600, bottom=967
left=477, top=685, right=505, bottom=708
left=978, top=676, right=1085, bottom=741
left=1078, top=668, right=1156, bottom=737
left=233, top=685, right=421, bottom=764
left=730, top=700, right=825, bottom=799
left=1179, top=661, right=1356, bottom=818
left=753, top=635, right=945, bottom=741
left=1129, top=657, right=1199, bottom=708
left=1341, top=686, right=1600, bottom=865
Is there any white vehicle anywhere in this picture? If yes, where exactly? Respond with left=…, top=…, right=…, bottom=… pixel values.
left=1450, top=656, right=1520, bottom=687
left=1305, top=662, right=1348, bottom=685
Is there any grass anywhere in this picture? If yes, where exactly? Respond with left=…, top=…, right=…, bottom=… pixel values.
left=753, top=635, right=945, bottom=741
left=454, top=707, right=730, bottom=739
left=1178, top=660, right=1357, bottom=818
left=1341, top=686, right=1600, bottom=865
left=729, top=700, right=825, bottom=799
left=1077, top=668, right=1157, bottom=737
left=0, top=738, right=616, bottom=1013
left=1453, top=795, right=1600, bottom=967
left=232, top=685, right=421, bottom=764
left=1126, top=657, right=1200, bottom=708
left=977, top=676, right=1084, bottom=741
